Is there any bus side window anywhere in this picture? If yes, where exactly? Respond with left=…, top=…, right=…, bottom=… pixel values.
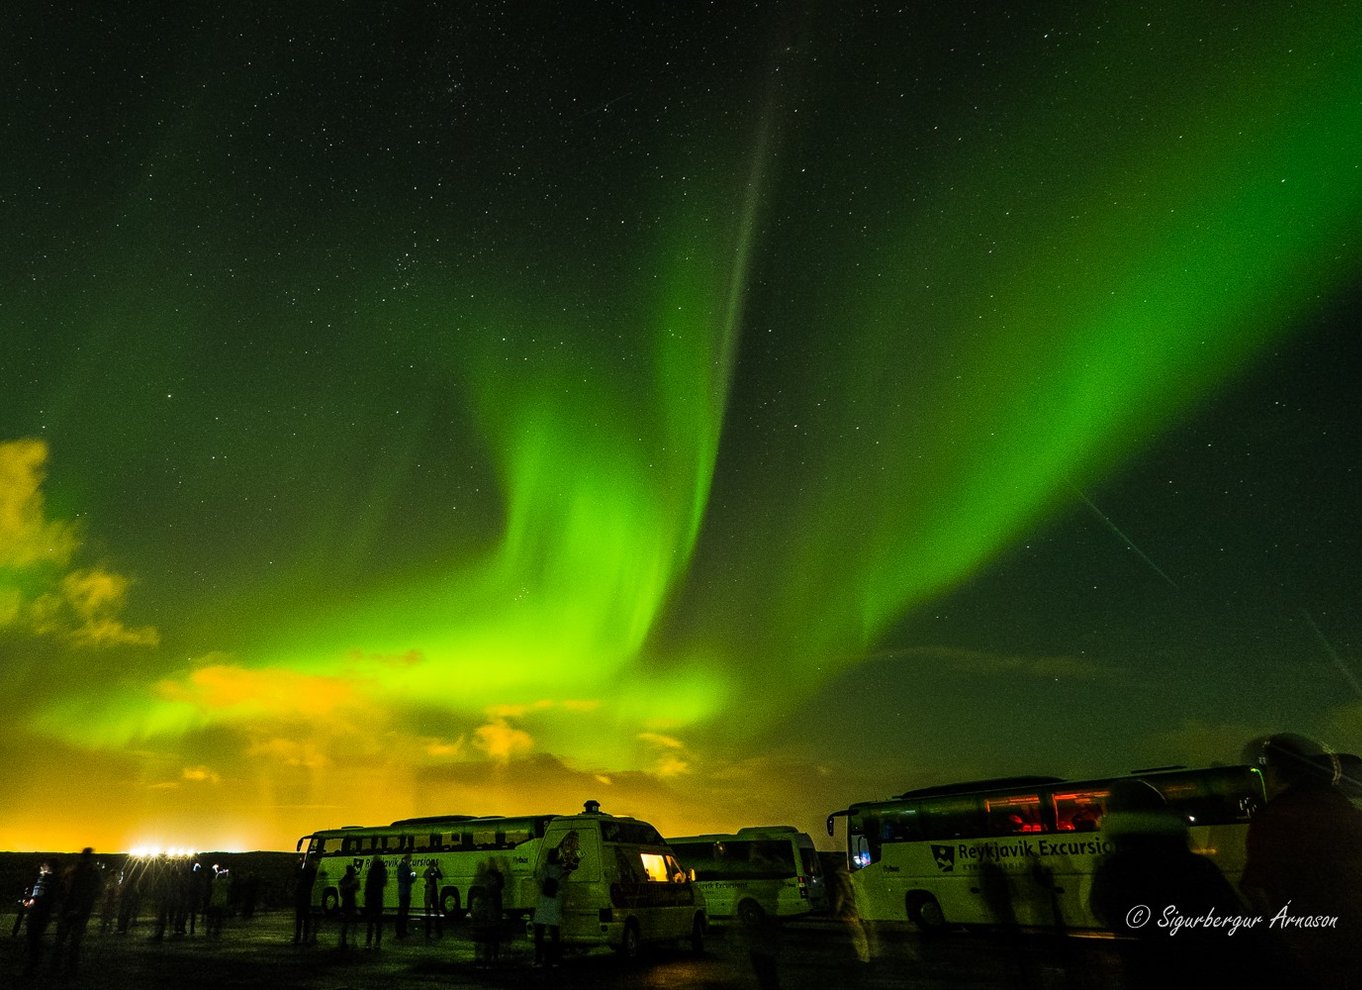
left=1053, top=790, right=1108, bottom=832
left=920, top=795, right=985, bottom=839
left=985, top=795, right=1043, bottom=835
left=638, top=852, right=672, bottom=883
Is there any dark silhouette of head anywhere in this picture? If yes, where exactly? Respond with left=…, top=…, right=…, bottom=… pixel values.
left=1244, top=733, right=1340, bottom=792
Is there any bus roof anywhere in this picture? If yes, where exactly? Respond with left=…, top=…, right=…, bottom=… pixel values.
left=893, top=775, right=1065, bottom=800
left=388, top=814, right=481, bottom=827
left=849, top=765, right=1264, bottom=814
left=670, top=826, right=807, bottom=843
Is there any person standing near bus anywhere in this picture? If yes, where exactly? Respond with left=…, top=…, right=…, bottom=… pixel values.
left=292, top=855, right=317, bottom=945
left=472, top=862, right=505, bottom=968
left=394, top=854, right=416, bottom=939
left=532, top=846, right=567, bottom=967
left=1242, top=733, right=1362, bottom=990
left=364, top=857, right=388, bottom=950
left=422, top=861, right=444, bottom=939
left=337, top=865, right=359, bottom=949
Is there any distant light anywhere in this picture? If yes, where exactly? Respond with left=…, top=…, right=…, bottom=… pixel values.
left=129, top=844, right=198, bottom=859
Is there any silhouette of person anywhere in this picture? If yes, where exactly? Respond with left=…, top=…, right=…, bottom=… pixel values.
left=422, top=860, right=444, bottom=939
left=735, top=896, right=783, bottom=990
left=364, top=856, right=388, bottom=950
left=150, top=854, right=174, bottom=940
left=205, top=865, right=229, bottom=937
left=394, top=853, right=416, bottom=938
left=293, top=855, right=318, bottom=944
left=116, top=863, right=142, bottom=934
left=338, top=864, right=359, bottom=949
left=13, top=873, right=33, bottom=937
left=22, top=860, right=57, bottom=973
left=1091, top=779, right=1252, bottom=989
left=1241, top=733, right=1362, bottom=990
left=472, top=861, right=505, bottom=967
left=532, top=846, right=567, bottom=966
left=50, top=847, right=102, bottom=974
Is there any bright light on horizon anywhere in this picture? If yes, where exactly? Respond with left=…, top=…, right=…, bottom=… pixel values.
left=127, top=845, right=199, bottom=859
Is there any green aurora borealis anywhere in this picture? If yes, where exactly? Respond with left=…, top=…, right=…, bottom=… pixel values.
left=3, top=3, right=1361, bottom=851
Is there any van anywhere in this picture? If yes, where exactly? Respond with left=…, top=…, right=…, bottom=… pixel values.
left=668, top=825, right=829, bottom=923
left=530, top=804, right=707, bottom=958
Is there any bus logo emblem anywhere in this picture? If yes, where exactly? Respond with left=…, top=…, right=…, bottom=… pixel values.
left=930, top=845, right=955, bottom=873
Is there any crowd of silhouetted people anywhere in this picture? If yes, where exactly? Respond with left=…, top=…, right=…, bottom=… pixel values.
left=10, top=849, right=261, bottom=976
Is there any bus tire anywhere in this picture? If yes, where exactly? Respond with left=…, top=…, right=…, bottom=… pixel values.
left=737, top=899, right=766, bottom=927
left=690, top=913, right=705, bottom=954
left=440, top=887, right=461, bottom=920
left=320, top=887, right=340, bottom=917
left=615, top=919, right=641, bottom=960
left=907, top=893, right=946, bottom=934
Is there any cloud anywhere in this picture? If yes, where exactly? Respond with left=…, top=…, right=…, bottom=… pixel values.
left=0, top=438, right=158, bottom=648
left=154, top=664, right=367, bottom=723
left=473, top=717, right=535, bottom=762
left=0, top=438, right=79, bottom=569
left=28, top=568, right=160, bottom=647
left=636, top=731, right=694, bottom=777
left=869, top=645, right=1114, bottom=681
left=637, top=731, right=685, bottom=749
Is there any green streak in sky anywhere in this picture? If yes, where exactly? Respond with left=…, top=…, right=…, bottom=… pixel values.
left=716, top=5, right=1362, bottom=704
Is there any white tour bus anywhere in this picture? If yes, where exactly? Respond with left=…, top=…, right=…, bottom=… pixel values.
left=530, top=804, right=708, bottom=958
left=667, top=825, right=829, bottom=923
left=827, top=765, right=1266, bottom=932
left=297, top=813, right=555, bottom=920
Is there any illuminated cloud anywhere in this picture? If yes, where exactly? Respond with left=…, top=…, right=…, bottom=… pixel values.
left=473, top=717, right=535, bottom=763
left=0, top=439, right=157, bottom=648
left=639, top=732, right=692, bottom=777
left=154, top=663, right=370, bottom=725
left=869, top=646, right=1115, bottom=681
left=0, top=438, right=79, bottom=569
left=29, top=568, right=160, bottom=647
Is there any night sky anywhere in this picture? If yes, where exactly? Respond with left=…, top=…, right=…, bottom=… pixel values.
left=3, top=2, right=1360, bottom=853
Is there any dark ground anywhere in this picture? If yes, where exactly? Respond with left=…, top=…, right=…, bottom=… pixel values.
left=0, top=903, right=1131, bottom=990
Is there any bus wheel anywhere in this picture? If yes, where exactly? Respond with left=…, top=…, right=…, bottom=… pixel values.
left=440, top=887, right=461, bottom=920
left=689, top=913, right=705, bottom=954
left=737, top=899, right=766, bottom=927
left=615, top=919, right=641, bottom=960
left=320, top=888, right=340, bottom=917
left=907, top=893, right=946, bottom=934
